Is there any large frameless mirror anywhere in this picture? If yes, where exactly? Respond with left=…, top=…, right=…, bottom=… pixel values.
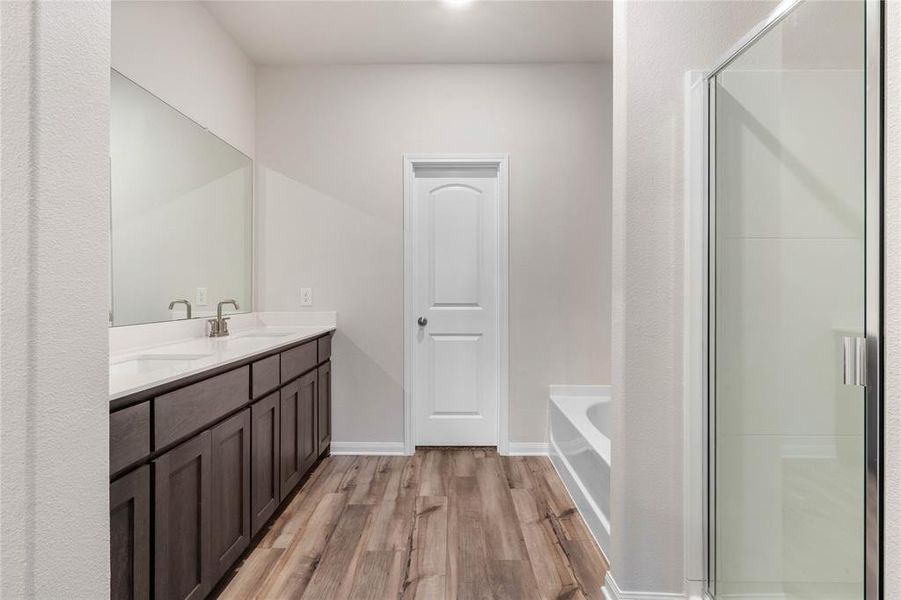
left=110, top=70, right=253, bottom=327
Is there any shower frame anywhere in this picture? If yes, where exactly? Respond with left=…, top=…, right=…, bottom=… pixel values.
left=701, top=1, right=884, bottom=598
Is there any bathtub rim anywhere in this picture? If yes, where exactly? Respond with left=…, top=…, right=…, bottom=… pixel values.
left=549, top=384, right=611, bottom=398
left=549, top=384, right=611, bottom=466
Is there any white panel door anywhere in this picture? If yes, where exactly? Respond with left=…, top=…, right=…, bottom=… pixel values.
left=412, top=164, right=499, bottom=446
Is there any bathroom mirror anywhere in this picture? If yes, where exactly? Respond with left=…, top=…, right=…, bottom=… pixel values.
left=110, top=70, right=253, bottom=327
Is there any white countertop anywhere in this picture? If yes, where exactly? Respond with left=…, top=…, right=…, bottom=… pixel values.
left=109, top=313, right=336, bottom=401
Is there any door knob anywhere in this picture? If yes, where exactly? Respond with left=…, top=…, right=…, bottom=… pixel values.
left=418, top=317, right=428, bottom=327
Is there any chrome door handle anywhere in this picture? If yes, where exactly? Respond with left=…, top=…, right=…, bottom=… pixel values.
left=417, top=317, right=428, bottom=327
left=842, top=336, right=867, bottom=387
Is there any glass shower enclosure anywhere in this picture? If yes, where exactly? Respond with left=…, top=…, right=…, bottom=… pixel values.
left=706, top=1, right=881, bottom=598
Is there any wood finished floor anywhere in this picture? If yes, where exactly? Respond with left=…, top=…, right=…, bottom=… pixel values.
left=217, top=448, right=608, bottom=600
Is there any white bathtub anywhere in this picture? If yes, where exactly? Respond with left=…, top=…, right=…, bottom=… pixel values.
left=548, top=384, right=611, bottom=563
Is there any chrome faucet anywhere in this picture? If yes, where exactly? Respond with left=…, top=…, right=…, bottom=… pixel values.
left=208, top=299, right=240, bottom=337
left=168, top=298, right=192, bottom=320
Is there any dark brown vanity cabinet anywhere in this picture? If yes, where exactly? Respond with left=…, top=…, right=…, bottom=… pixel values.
left=250, top=392, right=280, bottom=536
left=210, top=410, right=251, bottom=580
left=278, top=378, right=303, bottom=498
left=110, top=465, right=150, bottom=600
left=278, top=373, right=318, bottom=500
left=317, top=361, right=332, bottom=455
left=297, top=369, right=319, bottom=474
left=154, top=431, right=213, bottom=600
left=110, top=332, right=333, bottom=600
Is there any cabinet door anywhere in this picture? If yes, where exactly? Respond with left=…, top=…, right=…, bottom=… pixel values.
left=279, top=379, right=302, bottom=499
left=154, top=431, right=212, bottom=600
left=297, top=370, right=318, bottom=474
left=210, top=409, right=251, bottom=580
left=317, top=361, right=332, bottom=455
left=110, top=465, right=150, bottom=600
left=251, top=392, right=280, bottom=536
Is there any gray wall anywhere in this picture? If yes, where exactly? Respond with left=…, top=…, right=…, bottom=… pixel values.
left=255, top=63, right=612, bottom=445
left=0, top=1, right=111, bottom=596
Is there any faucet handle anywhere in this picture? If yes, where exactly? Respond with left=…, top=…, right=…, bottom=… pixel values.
left=207, top=318, right=220, bottom=337
left=220, top=317, right=231, bottom=336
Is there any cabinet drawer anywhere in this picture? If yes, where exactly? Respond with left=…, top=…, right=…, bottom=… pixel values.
left=110, top=401, right=150, bottom=475
left=251, top=355, right=280, bottom=399
left=154, top=366, right=249, bottom=450
left=280, top=341, right=317, bottom=383
left=317, top=334, right=332, bottom=362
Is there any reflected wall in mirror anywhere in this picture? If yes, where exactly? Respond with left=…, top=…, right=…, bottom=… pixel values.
left=110, top=70, right=253, bottom=327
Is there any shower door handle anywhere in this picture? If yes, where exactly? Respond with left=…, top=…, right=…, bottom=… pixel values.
left=842, top=336, right=867, bottom=387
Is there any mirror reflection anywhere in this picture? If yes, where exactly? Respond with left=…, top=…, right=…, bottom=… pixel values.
left=110, top=70, right=253, bottom=327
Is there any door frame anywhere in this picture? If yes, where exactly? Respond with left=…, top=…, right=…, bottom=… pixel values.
left=402, top=154, right=510, bottom=456
left=699, top=1, right=884, bottom=598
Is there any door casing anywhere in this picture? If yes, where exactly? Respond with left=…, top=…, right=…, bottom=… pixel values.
left=403, top=154, right=510, bottom=455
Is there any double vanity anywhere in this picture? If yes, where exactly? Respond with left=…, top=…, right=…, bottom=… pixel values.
left=108, top=63, right=328, bottom=600
left=109, top=319, right=335, bottom=600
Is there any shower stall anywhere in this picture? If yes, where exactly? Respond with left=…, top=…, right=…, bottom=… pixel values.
left=703, top=1, right=882, bottom=598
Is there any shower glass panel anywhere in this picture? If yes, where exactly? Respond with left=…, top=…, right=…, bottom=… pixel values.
left=712, top=1, right=866, bottom=598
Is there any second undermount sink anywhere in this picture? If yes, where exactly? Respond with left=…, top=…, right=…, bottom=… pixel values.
left=111, top=353, right=213, bottom=376
left=232, top=331, right=294, bottom=340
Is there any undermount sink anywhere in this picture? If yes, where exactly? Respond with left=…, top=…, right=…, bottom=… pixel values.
left=233, top=332, right=293, bottom=340
left=111, top=353, right=212, bottom=376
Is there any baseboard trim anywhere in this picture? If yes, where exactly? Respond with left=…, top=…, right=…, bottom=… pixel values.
left=335, top=442, right=548, bottom=456
left=684, top=580, right=710, bottom=600
left=602, top=574, right=619, bottom=600
left=603, top=572, right=688, bottom=600
left=330, top=441, right=406, bottom=455
left=505, top=442, right=549, bottom=456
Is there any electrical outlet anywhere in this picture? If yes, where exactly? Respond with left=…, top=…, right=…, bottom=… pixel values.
left=300, top=287, right=313, bottom=307
left=196, top=287, right=208, bottom=306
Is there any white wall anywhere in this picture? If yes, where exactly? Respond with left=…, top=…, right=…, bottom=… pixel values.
left=255, top=64, right=612, bottom=446
left=0, top=1, right=111, bottom=597
left=610, top=0, right=774, bottom=594
left=112, top=0, right=256, bottom=157
left=884, top=2, right=901, bottom=597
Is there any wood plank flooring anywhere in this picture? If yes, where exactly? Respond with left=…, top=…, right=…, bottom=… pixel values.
left=217, top=448, right=608, bottom=600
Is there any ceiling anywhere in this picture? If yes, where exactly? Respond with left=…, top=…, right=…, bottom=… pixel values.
left=202, top=1, right=612, bottom=65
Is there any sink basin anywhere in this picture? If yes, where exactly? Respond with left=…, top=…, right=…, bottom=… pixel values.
left=234, top=332, right=293, bottom=339
left=111, top=353, right=212, bottom=376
